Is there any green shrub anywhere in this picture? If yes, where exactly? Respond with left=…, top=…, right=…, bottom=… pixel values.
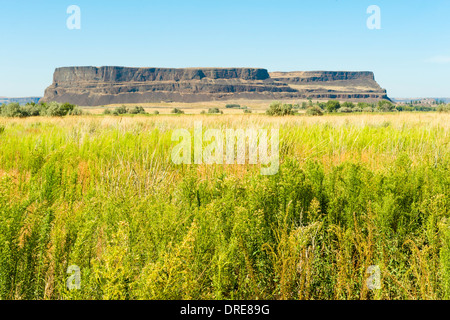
left=377, top=100, right=394, bottom=112
left=128, top=106, right=147, bottom=114
left=305, top=106, right=323, bottom=116
left=68, top=107, right=83, bottom=116
left=342, top=102, right=355, bottom=109
left=266, top=101, right=296, bottom=116
left=105, top=106, right=147, bottom=115
left=225, top=104, right=241, bottom=109
left=40, top=102, right=82, bottom=117
left=113, top=105, right=128, bottom=115
left=326, top=100, right=341, bottom=113
left=437, top=104, right=450, bottom=113
left=357, top=102, right=370, bottom=109
left=0, top=102, right=83, bottom=118
left=171, top=108, right=185, bottom=114
left=0, top=102, right=24, bottom=117
left=208, top=108, right=221, bottom=114
left=61, top=103, right=77, bottom=114
left=338, top=107, right=353, bottom=113
left=22, top=104, right=41, bottom=116
left=41, top=102, right=66, bottom=116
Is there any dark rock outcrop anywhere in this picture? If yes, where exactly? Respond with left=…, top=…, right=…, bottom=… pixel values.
left=269, top=71, right=389, bottom=102
left=270, top=71, right=377, bottom=83
left=42, top=67, right=389, bottom=106
left=52, top=66, right=271, bottom=83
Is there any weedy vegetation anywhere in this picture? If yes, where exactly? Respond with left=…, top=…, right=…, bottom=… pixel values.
left=0, top=111, right=449, bottom=300
left=0, top=102, right=83, bottom=117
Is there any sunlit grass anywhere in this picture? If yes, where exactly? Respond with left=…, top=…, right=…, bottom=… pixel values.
left=0, top=112, right=449, bottom=299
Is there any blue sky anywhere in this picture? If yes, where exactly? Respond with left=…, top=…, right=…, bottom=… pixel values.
left=0, top=0, right=449, bottom=97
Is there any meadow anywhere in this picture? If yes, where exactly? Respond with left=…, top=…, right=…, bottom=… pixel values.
left=0, top=112, right=449, bottom=300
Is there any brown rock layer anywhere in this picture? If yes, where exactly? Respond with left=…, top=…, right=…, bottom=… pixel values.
left=42, top=67, right=389, bottom=106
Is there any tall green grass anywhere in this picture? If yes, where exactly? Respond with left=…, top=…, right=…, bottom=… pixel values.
left=0, top=114, right=449, bottom=300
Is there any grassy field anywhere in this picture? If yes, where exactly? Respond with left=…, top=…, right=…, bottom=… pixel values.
left=0, top=113, right=449, bottom=300
left=79, top=99, right=311, bottom=114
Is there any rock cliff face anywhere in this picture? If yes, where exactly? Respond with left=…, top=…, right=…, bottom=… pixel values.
left=270, top=71, right=377, bottom=83
left=42, top=67, right=389, bottom=106
left=269, top=71, right=388, bottom=102
left=52, top=66, right=271, bottom=82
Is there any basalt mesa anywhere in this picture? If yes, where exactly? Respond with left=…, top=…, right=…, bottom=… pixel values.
left=41, top=66, right=390, bottom=106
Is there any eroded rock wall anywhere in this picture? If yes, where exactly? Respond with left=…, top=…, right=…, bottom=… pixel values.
left=42, top=67, right=389, bottom=106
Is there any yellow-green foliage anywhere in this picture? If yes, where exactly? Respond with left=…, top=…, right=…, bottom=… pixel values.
left=0, top=113, right=449, bottom=300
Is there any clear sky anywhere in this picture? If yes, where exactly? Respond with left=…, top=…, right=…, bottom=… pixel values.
left=1, top=0, right=449, bottom=98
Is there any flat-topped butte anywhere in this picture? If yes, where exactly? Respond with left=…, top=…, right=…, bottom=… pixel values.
left=42, top=66, right=389, bottom=106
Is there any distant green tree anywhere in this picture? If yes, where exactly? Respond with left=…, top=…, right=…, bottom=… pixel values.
left=41, top=102, right=67, bottom=116
left=377, top=100, right=394, bottom=112
left=0, top=101, right=83, bottom=117
left=326, top=100, right=341, bottom=113
left=1, top=103, right=23, bottom=117
left=22, top=104, right=41, bottom=116
left=357, top=102, right=369, bottom=109
left=342, top=102, right=355, bottom=109
left=60, top=103, right=76, bottom=114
